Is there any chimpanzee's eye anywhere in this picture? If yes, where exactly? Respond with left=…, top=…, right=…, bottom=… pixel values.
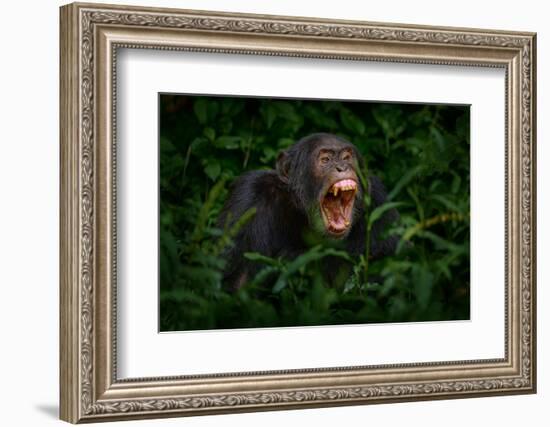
left=320, top=155, right=330, bottom=164
left=342, top=152, right=352, bottom=161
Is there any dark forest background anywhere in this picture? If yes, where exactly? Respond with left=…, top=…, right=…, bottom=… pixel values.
left=159, top=94, right=470, bottom=331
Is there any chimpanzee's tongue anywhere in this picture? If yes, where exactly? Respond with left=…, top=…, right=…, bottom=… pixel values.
left=325, top=198, right=346, bottom=231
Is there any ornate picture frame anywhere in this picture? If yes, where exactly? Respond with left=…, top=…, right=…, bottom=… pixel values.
left=60, top=2, right=536, bottom=423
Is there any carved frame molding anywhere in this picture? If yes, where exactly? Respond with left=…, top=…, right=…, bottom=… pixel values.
left=60, top=2, right=536, bottom=423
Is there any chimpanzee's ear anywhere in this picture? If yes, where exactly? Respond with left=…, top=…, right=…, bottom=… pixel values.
left=276, top=150, right=291, bottom=183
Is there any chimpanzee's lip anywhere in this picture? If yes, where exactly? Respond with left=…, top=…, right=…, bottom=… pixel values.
left=320, top=179, right=357, bottom=236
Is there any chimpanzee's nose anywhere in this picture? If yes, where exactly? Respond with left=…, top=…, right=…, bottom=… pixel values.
left=336, top=164, right=347, bottom=172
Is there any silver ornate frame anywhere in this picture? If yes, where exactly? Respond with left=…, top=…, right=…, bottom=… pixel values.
left=60, top=2, right=537, bottom=423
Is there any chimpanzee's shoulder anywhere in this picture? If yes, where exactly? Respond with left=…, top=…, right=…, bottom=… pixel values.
left=220, top=169, right=295, bottom=233
left=367, top=175, right=388, bottom=205
left=232, top=169, right=288, bottom=198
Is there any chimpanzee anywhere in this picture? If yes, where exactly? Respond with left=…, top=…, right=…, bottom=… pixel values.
left=218, top=133, right=399, bottom=290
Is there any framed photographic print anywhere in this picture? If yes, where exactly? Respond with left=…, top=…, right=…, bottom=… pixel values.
left=60, top=2, right=537, bottom=423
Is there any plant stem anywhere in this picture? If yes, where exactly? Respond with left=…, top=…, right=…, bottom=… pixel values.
left=357, top=163, right=371, bottom=286
left=364, top=222, right=371, bottom=287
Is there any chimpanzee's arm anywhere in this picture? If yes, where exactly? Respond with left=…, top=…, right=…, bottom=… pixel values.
left=218, top=170, right=302, bottom=290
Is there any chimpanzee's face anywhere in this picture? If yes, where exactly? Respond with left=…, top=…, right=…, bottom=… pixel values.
left=311, top=139, right=361, bottom=238
left=277, top=134, right=363, bottom=239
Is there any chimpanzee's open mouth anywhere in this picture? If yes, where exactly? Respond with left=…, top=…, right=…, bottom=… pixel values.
left=320, top=179, right=358, bottom=236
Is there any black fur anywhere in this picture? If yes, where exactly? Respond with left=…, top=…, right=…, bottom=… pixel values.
left=218, top=133, right=399, bottom=290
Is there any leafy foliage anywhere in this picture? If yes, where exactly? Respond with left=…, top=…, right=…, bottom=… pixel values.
left=159, top=95, right=470, bottom=331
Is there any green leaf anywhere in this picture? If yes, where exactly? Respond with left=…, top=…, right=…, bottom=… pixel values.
left=277, top=138, right=295, bottom=149
left=203, top=127, right=216, bottom=141
left=190, top=177, right=227, bottom=245
left=204, top=161, right=221, bottom=181
left=207, top=101, right=219, bottom=122
left=260, top=147, right=278, bottom=163
left=160, top=136, right=176, bottom=152
left=249, top=266, right=279, bottom=287
left=181, top=266, right=222, bottom=286
left=451, top=172, right=462, bottom=194
left=418, top=230, right=466, bottom=253
left=431, top=195, right=461, bottom=212
left=368, top=202, right=405, bottom=228
left=183, top=138, right=206, bottom=177
left=244, top=252, right=281, bottom=267
left=272, top=246, right=352, bottom=293
left=274, top=101, right=299, bottom=121
left=215, top=136, right=241, bottom=150
left=387, top=165, right=422, bottom=201
left=431, top=127, right=446, bottom=151
left=413, top=266, right=434, bottom=310
left=340, top=109, right=366, bottom=135
left=193, top=98, right=208, bottom=124
left=263, top=104, right=277, bottom=128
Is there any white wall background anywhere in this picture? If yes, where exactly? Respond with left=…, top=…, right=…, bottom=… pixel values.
left=0, top=0, right=545, bottom=425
